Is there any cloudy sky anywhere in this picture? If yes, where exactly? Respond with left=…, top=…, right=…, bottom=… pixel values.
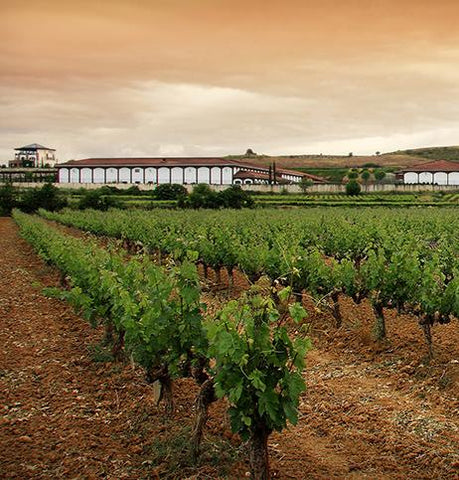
left=1, top=0, right=459, bottom=162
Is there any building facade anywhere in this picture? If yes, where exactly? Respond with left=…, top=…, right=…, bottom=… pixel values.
left=10, top=144, right=57, bottom=168
left=57, top=157, right=325, bottom=186
left=397, top=160, right=459, bottom=186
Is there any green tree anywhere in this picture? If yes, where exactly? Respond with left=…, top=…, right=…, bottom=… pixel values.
left=361, top=170, right=371, bottom=184
left=347, top=170, right=359, bottom=180
left=374, top=170, right=386, bottom=183
left=0, top=183, right=16, bottom=216
left=345, top=180, right=361, bottom=196
left=299, top=177, right=313, bottom=194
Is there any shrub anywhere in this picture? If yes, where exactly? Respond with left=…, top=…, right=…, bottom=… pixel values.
left=78, top=189, right=120, bottom=211
left=218, top=185, right=254, bottom=209
left=179, top=185, right=254, bottom=209
left=181, top=184, right=221, bottom=209
left=153, top=184, right=187, bottom=200
left=347, top=170, right=359, bottom=180
left=125, top=185, right=142, bottom=196
left=345, top=180, right=361, bottom=196
left=0, top=183, right=16, bottom=216
left=20, top=183, right=67, bottom=213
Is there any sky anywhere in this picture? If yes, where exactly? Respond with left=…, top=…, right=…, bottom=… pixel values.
left=1, top=0, right=459, bottom=162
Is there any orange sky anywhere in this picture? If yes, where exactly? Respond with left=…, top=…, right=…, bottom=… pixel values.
left=1, top=0, right=459, bottom=160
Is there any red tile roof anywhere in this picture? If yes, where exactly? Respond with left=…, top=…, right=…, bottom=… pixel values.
left=59, top=157, right=277, bottom=170
left=60, top=157, right=240, bottom=167
left=399, top=160, right=459, bottom=173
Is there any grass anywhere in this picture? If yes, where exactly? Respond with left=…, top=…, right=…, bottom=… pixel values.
left=144, top=425, right=244, bottom=479
left=87, top=343, right=114, bottom=363
left=394, top=146, right=459, bottom=162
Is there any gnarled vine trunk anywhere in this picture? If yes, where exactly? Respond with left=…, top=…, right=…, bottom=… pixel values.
left=103, top=321, right=114, bottom=346
left=111, top=328, right=125, bottom=361
left=249, top=422, right=272, bottom=480
left=147, top=364, right=174, bottom=415
left=331, top=291, right=342, bottom=328
left=420, top=314, right=434, bottom=359
left=373, top=302, right=386, bottom=340
left=161, top=375, right=174, bottom=415
left=191, top=378, right=216, bottom=461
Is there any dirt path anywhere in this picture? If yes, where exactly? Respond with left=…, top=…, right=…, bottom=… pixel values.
left=0, top=218, right=172, bottom=479
left=1, top=216, right=458, bottom=479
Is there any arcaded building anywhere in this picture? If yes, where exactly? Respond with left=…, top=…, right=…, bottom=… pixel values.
left=57, top=157, right=325, bottom=186
left=398, top=160, right=459, bottom=185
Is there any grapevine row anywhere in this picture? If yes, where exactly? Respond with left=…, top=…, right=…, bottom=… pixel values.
left=39, top=207, right=459, bottom=353
left=14, top=210, right=310, bottom=479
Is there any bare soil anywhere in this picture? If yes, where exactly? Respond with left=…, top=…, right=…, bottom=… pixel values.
left=1, top=217, right=458, bottom=479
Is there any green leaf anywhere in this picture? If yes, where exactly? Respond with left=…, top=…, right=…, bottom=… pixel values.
left=248, top=369, right=266, bottom=392
left=293, top=337, right=312, bottom=365
left=242, top=415, right=252, bottom=427
left=289, top=303, right=307, bottom=324
left=229, top=381, right=244, bottom=403
left=284, top=371, right=306, bottom=400
left=258, top=389, right=280, bottom=423
left=278, top=286, right=291, bottom=303
left=283, top=401, right=299, bottom=425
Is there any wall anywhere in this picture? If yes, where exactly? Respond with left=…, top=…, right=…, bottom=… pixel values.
left=12, top=182, right=459, bottom=194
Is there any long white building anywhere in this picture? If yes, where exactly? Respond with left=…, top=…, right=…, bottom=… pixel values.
left=57, top=157, right=325, bottom=185
left=398, top=160, right=459, bottom=185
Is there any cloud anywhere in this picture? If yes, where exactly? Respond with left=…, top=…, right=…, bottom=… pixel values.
left=2, top=75, right=459, bottom=163
left=1, top=1, right=459, bottom=162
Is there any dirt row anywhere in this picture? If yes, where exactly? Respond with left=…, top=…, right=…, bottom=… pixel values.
left=0, top=217, right=458, bottom=479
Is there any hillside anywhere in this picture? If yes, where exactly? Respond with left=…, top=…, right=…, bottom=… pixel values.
left=391, top=146, right=459, bottom=162
left=227, top=153, right=425, bottom=170
left=227, top=146, right=459, bottom=178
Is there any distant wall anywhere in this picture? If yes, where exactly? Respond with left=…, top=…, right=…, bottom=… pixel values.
left=11, top=182, right=459, bottom=194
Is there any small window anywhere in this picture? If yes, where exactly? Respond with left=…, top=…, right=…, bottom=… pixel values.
left=134, top=168, right=141, bottom=173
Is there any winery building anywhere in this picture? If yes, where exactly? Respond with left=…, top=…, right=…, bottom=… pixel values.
left=9, top=144, right=58, bottom=168
left=57, top=157, right=325, bottom=186
left=397, top=160, right=459, bottom=185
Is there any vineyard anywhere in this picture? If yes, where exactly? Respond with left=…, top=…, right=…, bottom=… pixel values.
left=39, top=207, right=458, bottom=353
left=61, top=190, right=459, bottom=210
left=2, top=206, right=458, bottom=479
left=254, top=192, right=459, bottom=207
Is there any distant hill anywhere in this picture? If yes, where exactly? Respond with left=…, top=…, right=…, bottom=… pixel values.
left=227, top=153, right=422, bottom=170
left=390, top=146, right=459, bottom=162
left=228, top=146, right=459, bottom=171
